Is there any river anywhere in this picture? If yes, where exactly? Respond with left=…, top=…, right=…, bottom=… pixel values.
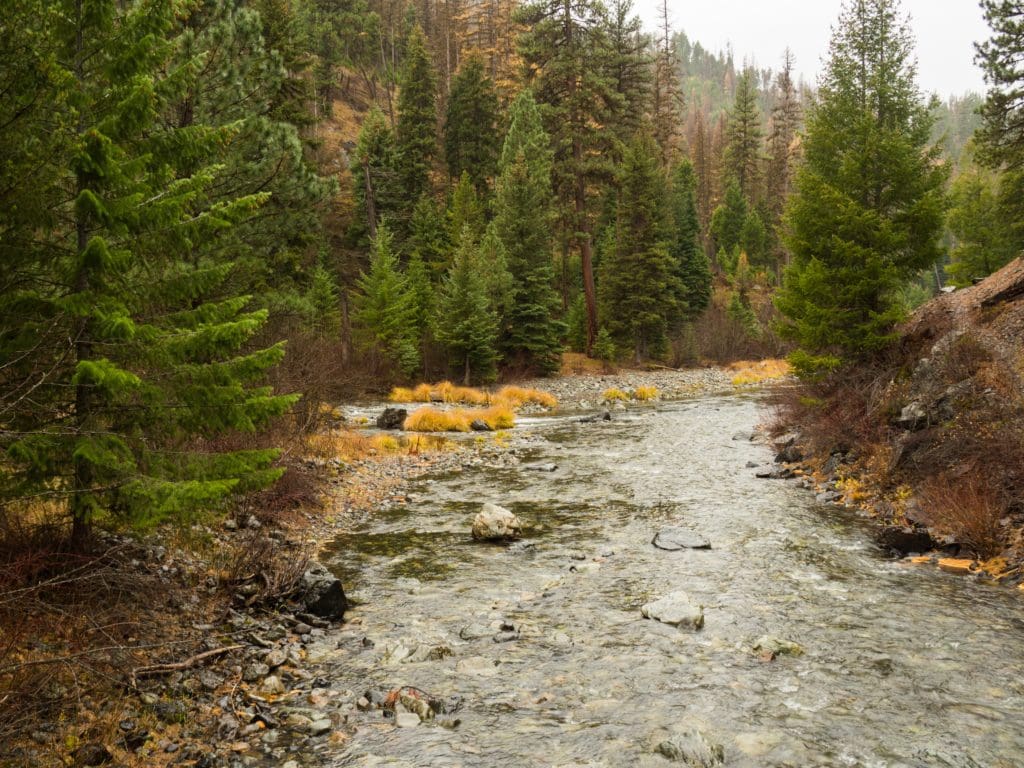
left=315, top=392, right=1024, bottom=767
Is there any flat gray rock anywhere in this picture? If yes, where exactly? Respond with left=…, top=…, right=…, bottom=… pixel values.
left=652, top=527, right=711, bottom=551
left=640, top=592, right=704, bottom=630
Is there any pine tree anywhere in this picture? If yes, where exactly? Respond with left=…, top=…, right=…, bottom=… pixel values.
left=447, top=172, right=487, bottom=244
left=775, top=0, right=948, bottom=376
left=710, top=180, right=748, bottom=259
left=598, top=134, right=682, bottom=362
left=1, top=0, right=296, bottom=547
left=434, top=226, right=500, bottom=384
left=947, top=165, right=1021, bottom=286
left=353, top=106, right=401, bottom=238
left=444, top=52, right=501, bottom=191
left=669, top=161, right=713, bottom=321
left=691, top=111, right=715, bottom=252
left=764, top=49, right=802, bottom=258
left=408, top=194, right=452, bottom=277
left=604, top=0, right=652, bottom=144
left=519, top=0, right=618, bottom=352
left=396, top=23, right=438, bottom=203
left=975, top=0, right=1024, bottom=169
left=404, top=251, right=435, bottom=376
left=492, top=91, right=565, bottom=373
left=352, top=223, right=419, bottom=376
left=724, top=67, right=763, bottom=202
left=652, top=0, right=685, bottom=164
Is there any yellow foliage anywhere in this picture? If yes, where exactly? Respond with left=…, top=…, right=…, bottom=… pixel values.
left=729, top=359, right=792, bottom=386
left=480, top=404, right=516, bottom=429
left=308, top=429, right=452, bottom=459
left=495, top=385, right=558, bottom=408
left=633, top=386, right=659, bottom=401
left=412, top=383, right=435, bottom=402
left=602, top=387, right=629, bottom=402
left=372, top=435, right=401, bottom=452
left=404, top=407, right=472, bottom=432
left=389, top=387, right=415, bottom=402
left=404, top=404, right=517, bottom=432
left=440, top=382, right=491, bottom=405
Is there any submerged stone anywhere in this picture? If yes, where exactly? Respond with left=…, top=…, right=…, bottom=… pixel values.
left=652, top=527, right=711, bottom=551
left=656, top=727, right=725, bottom=765
left=640, top=592, right=704, bottom=630
left=471, top=503, right=522, bottom=541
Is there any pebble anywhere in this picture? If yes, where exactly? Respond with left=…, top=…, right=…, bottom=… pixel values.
left=395, top=712, right=420, bottom=728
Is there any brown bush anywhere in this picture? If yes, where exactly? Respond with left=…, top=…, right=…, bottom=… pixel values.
left=919, top=472, right=1008, bottom=559
left=221, top=532, right=311, bottom=608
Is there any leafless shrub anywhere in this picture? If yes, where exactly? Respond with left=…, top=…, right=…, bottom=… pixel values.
left=919, top=472, right=1008, bottom=559
left=223, top=532, right=311, bottom=607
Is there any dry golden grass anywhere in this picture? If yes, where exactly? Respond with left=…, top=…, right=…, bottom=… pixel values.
left=602, top=387, right=630, bottom=402
left=437, top=381, right=492, bottom=405
left=306, top=430, right=451, bottom=459
left=633, top=385, right=659, bottom=401
left=729, top=358, right=792, bottom=386
left=404, top=405, right=517, bottom=432
left=495, top=385, right=558, bottom=408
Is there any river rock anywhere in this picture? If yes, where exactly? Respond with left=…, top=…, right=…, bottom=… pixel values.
left=376, top=407, right=407, bottom=430
left=655, top=728, right=725, bottom=765
left=299, top=562, right=348, bottom=620
left=752, top=635, right=803, bottom=659
left=526, top=463, right=559, bottom=472
left=470, top=419, right=493, bottom=431
left=652, top=527, right=711, bottom=551
left=471, top=503, right=522, bottom=541
left=395, top=712, right=420, bottom=728
left=640, top=592, right=704, bottom=630
left=876, top=526, right=936, bottom=556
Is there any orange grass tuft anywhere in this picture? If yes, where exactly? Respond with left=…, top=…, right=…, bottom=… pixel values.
left=495, top=385, right=558, bottom=408
left=633, top=385, right=659, bottom=401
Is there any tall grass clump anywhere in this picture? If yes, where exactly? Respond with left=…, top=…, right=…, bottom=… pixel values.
left=633, top=386, right=659, bottom=401
left=495, top=386, right=558, bottom=408
left=602, top=388, right=629, bottom=402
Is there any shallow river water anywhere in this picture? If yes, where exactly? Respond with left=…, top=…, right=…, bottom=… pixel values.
left=320, top=394, right=1024, bottom=767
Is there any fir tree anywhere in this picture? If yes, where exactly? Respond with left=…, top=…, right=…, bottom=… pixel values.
left=353, top=106, right=401, bottom=238
left=946, top=165, right=1021, bottom=286
left=444, top=52, right=501, bottom=191
left=764, top=49, right=802, bottom=261
left=408, top=194, right=452, bottom=277
left=434, top=226, right=500, bottom=384
left=724, top=67, right=764, bottom=202
left=352, top=223, right=419, bottom=376
left=492, top=91, right=565, bottom=374
left=405, top=252, right=435, bottom=376
left=652, top=0, right=685, bottom=164
left=604, top=0, right=652, bottom=144
left=976, top=0, right=1024, bottom=169
left=519, top=0, right=619, bottom=352
left=1, top=0, right=296, bottom=547
left=710, top=180, right=748, bottom=259
left=775, top=0, right=948, bottom=376
left=668, top=161, right=713, bottom=322
left=447, top=172, right=486, bottom=244
left=598, top=134, right=682, bottom=362
left=396, top=24, right=438, bottom=203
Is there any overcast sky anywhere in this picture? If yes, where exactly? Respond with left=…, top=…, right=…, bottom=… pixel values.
left=633, top=0, right=991, bottom=97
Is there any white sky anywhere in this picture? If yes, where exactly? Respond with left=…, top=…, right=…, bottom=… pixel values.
left=634, top=0, right=991, bottom=97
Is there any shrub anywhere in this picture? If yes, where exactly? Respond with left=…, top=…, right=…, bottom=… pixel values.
left=633, top=386, right=659, bottom=401
left=495, top=386, right=557, bottom=409
left=919, top=473, right=1007, bottom=559
left=602, top=388, right=629, bottom=402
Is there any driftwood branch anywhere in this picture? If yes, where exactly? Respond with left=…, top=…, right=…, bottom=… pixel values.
left=130, top=645, right=243, bottom=687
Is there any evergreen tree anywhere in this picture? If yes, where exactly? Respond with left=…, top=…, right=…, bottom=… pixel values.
left=975, top=0, right=1024, bottom=169
left=598, top=134, right=682, bottom=362
left=652, top=0, right=685, bottom=165
left=408, top=194, right=451, bottom=277
left=492, top=91, right=565, bottom=373
left=405, top=251, right=435, bottom=376
left=724, top=67, right=764, bottom=202
left=396, top=23, right=438, bottom=203
left=1, top=0, right=296, bottom=547
left=434, top=226, right=500, bottom=384
left=444, top=52, right=501, bottom=191
left=668, top=161, right=713, bottom=321
left=353, top=106, right=401, bottom=238
left=764, top=49, right=802, bottom=256
left=352, top=223, right=419, bottom=376
left=775, top=0, right=947, bottom=376
left=710, top=180, right=749, bottom=258
left=604, top=0, right=652, bottom=144
left=519, top=0, right=618, bottom=352
left=947, top=165, right=1021, bottom=286
left=447, top=172, right=486, bottom=243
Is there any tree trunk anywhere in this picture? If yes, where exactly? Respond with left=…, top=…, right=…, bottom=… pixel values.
left=463, top=355, right=471, bottom=386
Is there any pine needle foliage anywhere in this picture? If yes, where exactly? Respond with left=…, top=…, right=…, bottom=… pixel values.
left=775, top=0, right=947, bottom=377
left=0, top=0, right=297, bottom=546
